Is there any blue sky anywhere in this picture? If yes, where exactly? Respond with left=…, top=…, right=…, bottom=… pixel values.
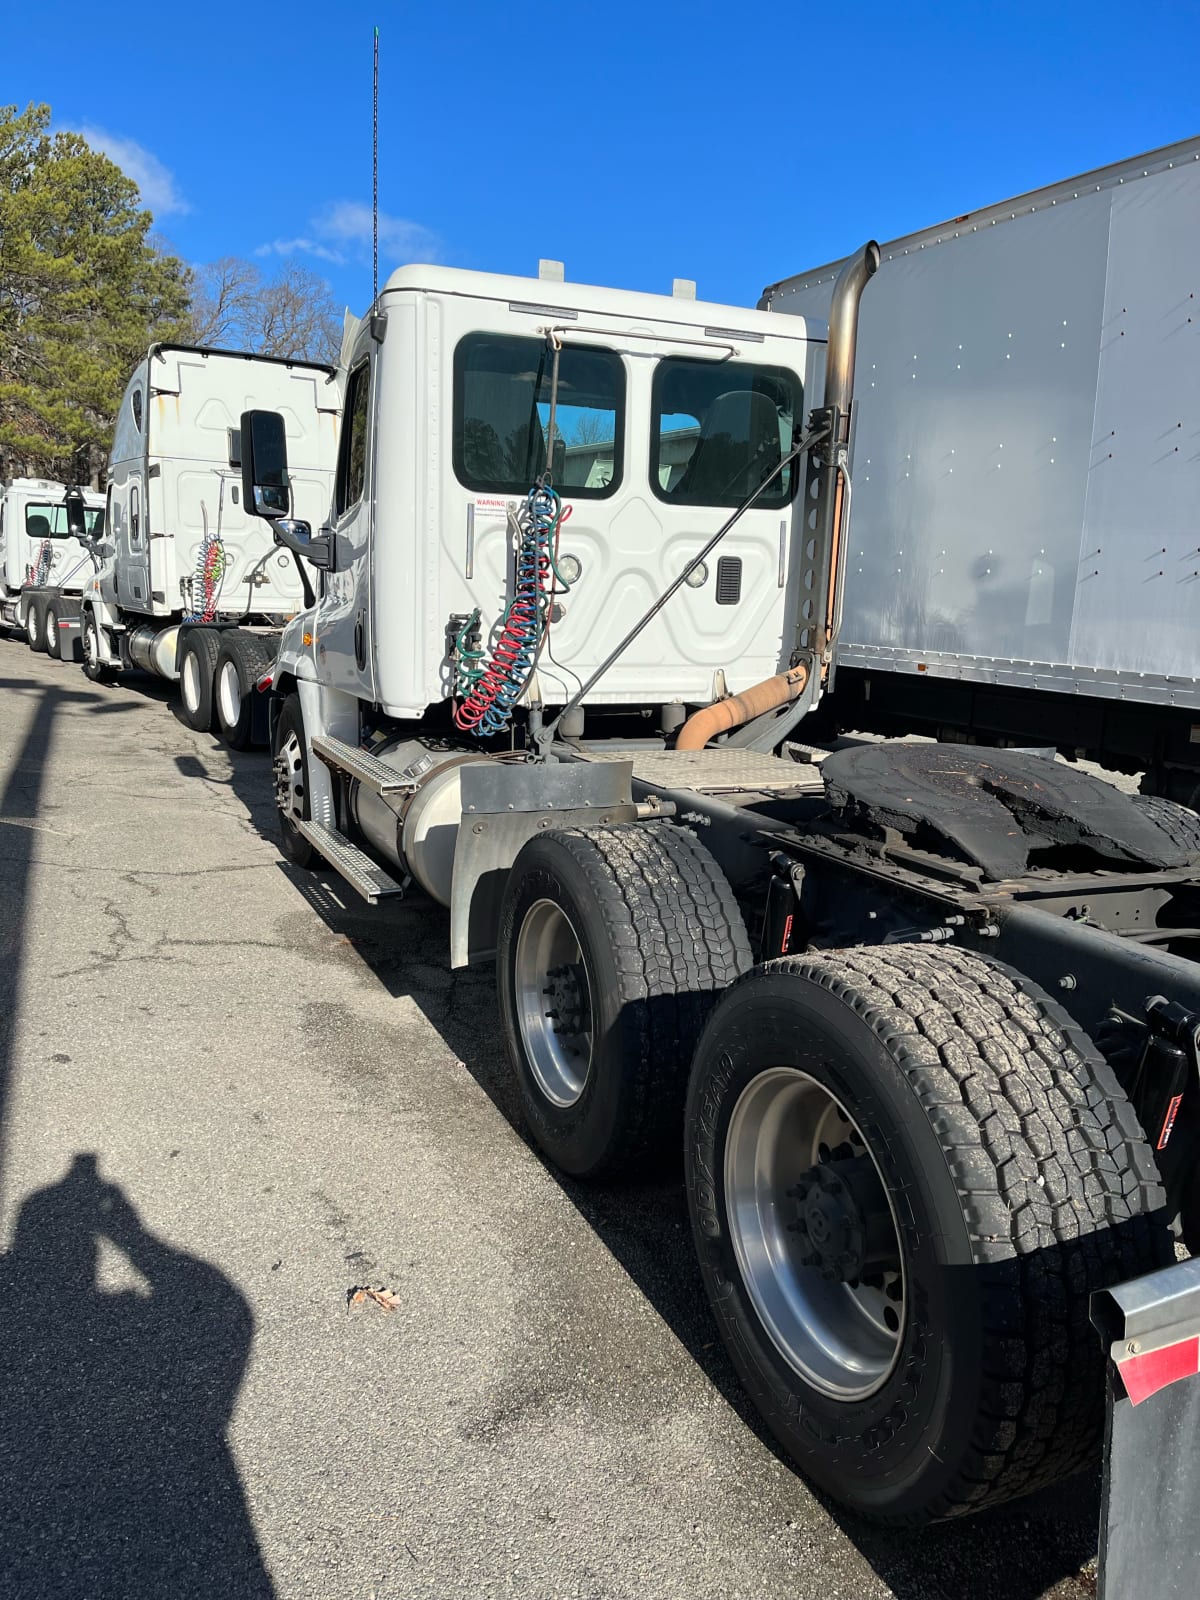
left=9, top=0, right=1199, bottom=316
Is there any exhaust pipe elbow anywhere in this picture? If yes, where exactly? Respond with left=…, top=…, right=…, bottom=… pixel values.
left=823, top=240, right=880, bottom=423
left=675, top=663, right=809, bottom=751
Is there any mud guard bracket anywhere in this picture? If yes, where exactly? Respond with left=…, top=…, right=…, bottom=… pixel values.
left=1092, top=1256, right=1200, bottom=1597
left=449, top=759, right=637, bottom=968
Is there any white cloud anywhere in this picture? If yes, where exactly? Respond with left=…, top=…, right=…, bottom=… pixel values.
left=253, top=236, right=344, bottom=264
left=78, top=126, right=190, bottom=217
left=256, top=201, right=438, bottom=268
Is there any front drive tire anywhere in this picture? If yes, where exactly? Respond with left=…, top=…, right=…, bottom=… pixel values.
left=25, top=597, right=47, bottom=653
left=271, top=693, right=315, bottom=868
left=685, top=944, right=1170, bottom=1525
left=498, top=823, right=751, bottom=1179
left=178, top=629, right=220, bottom=732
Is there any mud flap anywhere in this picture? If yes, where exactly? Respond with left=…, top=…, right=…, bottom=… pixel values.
left=449, top=759, right=636, bottom=968
left=1092, top=1256, right=1200, bottom=1598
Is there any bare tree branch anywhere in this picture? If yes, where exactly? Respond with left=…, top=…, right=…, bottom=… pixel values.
left=184, top=257, right=340, bottom=364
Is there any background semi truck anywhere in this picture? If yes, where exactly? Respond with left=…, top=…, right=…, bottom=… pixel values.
left=81, top=344, right=338, bottom=747
left=0, top=477, right=106, bottom=657
left=759, top=134, right=1200, bottom=805
left=231, top=249, right=1200, bottom=1526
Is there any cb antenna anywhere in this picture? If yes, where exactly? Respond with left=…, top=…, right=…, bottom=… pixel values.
left=372, top=25, right=379, bottom=310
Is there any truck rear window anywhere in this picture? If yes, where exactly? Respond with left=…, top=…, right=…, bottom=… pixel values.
left=24, top=503, right=104, bottom=538
left=453, top=334, right=624, bottom=498
left=651, top=357, right=800, bottom=509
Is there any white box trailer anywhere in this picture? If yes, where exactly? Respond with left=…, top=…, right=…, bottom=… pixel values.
left=83, top=344, right=338, bottom=747
left=0, top=478, right=106, bottom=657
left=760, top=135, right=1200, bottom=802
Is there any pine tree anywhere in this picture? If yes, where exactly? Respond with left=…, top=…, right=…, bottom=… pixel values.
left=0, top=103, right=191, bottom=482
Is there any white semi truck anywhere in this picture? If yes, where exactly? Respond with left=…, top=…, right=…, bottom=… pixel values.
left=80, top=344, right=338, bottom=747
left=0, top=477, right=106, bottom=657
left=235, top=254, right=1200, bottom=1530
left=760, top=134, right=1200, bottom=807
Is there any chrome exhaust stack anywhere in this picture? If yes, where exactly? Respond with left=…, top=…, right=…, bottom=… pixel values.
left=822, top=241, right=880, bottom=424
left=807, top=241, right=879, bottom=668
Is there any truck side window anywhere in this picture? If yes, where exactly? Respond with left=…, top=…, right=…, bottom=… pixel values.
left=130, top=485, right=140, bottom=544
left=651, top=357, right=800, bottom=509
left=335, top=360, right=370, bottom=518
left=452, top=334, right=624, bottom=498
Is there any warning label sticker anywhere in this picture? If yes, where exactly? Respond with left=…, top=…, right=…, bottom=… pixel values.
left=473, top=495, right=514, bottom=524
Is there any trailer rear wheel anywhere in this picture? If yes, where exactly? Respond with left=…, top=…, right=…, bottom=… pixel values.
left=214, top=631, right=274, bottom=750
left=498, top=823, right=751, bottom=1178
left=685, top=944, right=1169, bottom=1524
left=43, top=599, right=62, bottom=660
left=25, top=597, right=47, bottom=653
left=271, top=693, right=316, bottom=869
left=1132, top=793, right=1200, bottom=856
left=178, top=630, right=220, bottom=733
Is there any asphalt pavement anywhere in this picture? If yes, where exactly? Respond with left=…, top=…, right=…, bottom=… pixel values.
left=0, top=634, right=1102, bottom=1600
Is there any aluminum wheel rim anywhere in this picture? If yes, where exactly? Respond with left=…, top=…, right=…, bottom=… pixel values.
left=273, top=729, right=305, bottom=826
left=26, top=609, right=38, bottom=645
left=218, top=660, right=241, bottom=729
left=514, top=899, right=593, bottom=1107
left=724, top=1067, right=905, bottom=1400
left=46, top=610, right=58, bottom=653
left=181, top=652, right=201, bottom=713
left=83, top=618, right=98, bottom=666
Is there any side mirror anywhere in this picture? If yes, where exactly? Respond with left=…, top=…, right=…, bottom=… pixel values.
left=274, top=518, right=332, bottom=571
left=64, top=488, right=87, bottom=540
left=240, top=409, right=291, bottom=521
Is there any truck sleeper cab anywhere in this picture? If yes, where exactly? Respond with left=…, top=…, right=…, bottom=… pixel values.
left=244, top=259, right=1199, bottom=1530
left=82, top=344, right=338, bottom=748
left=0, top=478, right=106, bottom=659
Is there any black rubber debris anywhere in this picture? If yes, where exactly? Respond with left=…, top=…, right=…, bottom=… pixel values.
left=821, top=743, right=1191, bottom=881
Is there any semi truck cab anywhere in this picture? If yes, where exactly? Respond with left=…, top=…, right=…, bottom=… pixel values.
left=267, top=265, right=820, bottom=725
left=0, top=477, right=106, bottom=657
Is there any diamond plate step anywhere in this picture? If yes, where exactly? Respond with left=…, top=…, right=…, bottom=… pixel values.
left=576, top=747, right=825, bottom=795
left=310, top=734, right=412, bottom=795
left=296, top=820, right=405, bottom=903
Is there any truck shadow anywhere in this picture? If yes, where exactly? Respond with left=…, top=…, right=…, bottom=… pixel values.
left=0, top=666, right=139, bottom=1192
left=0, top=1152, right=273, bottom=1598
left=266, top=855, right=1103, bottom=1600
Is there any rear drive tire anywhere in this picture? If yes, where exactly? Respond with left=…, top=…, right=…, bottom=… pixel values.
left=271, top=693, right=315, bottom=868
left=1133, top=793, right=1200, bottom=856
left=214, top=631, right=275, bottom=750
left=44, top=599, right=62, bottom=660
left=178, top=629, right=220, bottom=733
left=685, top=944, right=1169, bottom=1525
left=25, top=597, right=47, bottom=653
left=498, top=823, right=751, bottom=1178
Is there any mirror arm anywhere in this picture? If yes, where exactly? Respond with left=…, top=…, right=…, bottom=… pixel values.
left=275, top=528, right=317, bottom=608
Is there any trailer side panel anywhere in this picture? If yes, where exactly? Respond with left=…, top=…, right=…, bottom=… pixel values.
left=765, top=139, right=1200, bottom=709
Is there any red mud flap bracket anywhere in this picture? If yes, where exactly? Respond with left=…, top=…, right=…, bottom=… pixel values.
left=1091, top=1256, right=1200, bottom=1598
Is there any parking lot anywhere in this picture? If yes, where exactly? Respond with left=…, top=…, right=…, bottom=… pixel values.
left=0, top=635, right=1104, bottom=1600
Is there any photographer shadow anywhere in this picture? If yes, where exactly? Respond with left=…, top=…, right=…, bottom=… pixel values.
left=0, top=1154, right=274, bottom=1599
